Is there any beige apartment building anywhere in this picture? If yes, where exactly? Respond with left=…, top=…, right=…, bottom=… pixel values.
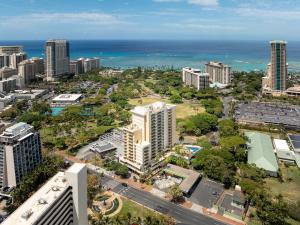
left=182, top=67, right=210, bottom=90
left=120, top=102, right=176, bottom=174
left=18, top=59, right=36, bottom=85
left=205, top=61, right=231, bottom=85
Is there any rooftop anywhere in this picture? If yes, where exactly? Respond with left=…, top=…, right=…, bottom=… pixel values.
left=1, top=122, right=32, bottom=138
left=273, top=139, right=290, bottom=151
left=3, top=163, right=86, bottom=225
left=182, top=67, right=209, bottom=76
left=246, top=132, right=278, bottom=173
left=52, top=94, right=83, bottom=102
left=270, top=40, right=287, bottom=44
left=131, top=101, right=176, bottom=116
left=164, top=164, right=200, bottom=194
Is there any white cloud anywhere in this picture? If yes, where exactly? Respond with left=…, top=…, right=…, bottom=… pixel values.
left=187, top=0, right=219, bottom=7
left=0, top=12, right=130, bottom=27
left=153, top=0, right=219, bottom=7
left=153, top=0, right=181, bottom=2
left=236, top=7, right=300, bottom=20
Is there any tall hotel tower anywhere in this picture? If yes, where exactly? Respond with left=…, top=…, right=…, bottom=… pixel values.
left=45, top=39, right=70, bottom=81
left=263, top=41, right=288, bottom=92
left=120, top=102, right=176, bottom=174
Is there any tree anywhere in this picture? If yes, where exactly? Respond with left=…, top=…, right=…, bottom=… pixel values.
left=218, top=119, right=238, bottom=137
left=115, top=164, right=129, bottom=178
left=168, top=184, right=183, bottom=202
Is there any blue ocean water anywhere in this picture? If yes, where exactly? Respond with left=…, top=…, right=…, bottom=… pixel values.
left=1, top=40, right=300, bottom=71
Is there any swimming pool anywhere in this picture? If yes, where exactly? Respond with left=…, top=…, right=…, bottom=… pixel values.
left=51, top=107, right=64, bottom=116
left=185, top=145, right=202, bottom=154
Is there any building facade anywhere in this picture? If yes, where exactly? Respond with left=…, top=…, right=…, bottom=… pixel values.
left=31, top=57, right=45, bottom=74
left=70, top=60, right=83, bottom=75
left=0, top=46, right=23, bottom=55
left=2, top=163, right=88, bottom=225
left=0, top=77, right=17, bottom=93
left=82, top=58, right=100, bottom=73
left=182, top=67, right=210, bottom=90
left=120, top=102, right=176, bottom=174
left=0, top=67, right=17, bottom=80
left=263, top=41, right=288, bottom=93
left=205, top=61, right=231, bottom=85
left=45, top=40, right=70, bottom=81
left=18, top=60, right=36, bottom=85
left=0, top=122, right=42, bottom=187
left=0, top=54, right=10, bottom=68
left=10, top=52, right=27, bottom=70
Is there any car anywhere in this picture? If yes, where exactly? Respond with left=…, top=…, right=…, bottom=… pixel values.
left=121, top=183, right=128, bottom=187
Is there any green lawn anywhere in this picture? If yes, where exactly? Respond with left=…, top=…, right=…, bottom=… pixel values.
left=264, top=165, right=300, bottom=203
left=115, top=198, right=169, bottom=221
left=129, top=96, right=204, bottom=119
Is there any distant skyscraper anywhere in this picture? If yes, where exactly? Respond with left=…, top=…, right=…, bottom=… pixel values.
left=2, top=163, right=88, bottom=225
left=269, top=41, right=288, bottom=91
left=0, top=122, right=42, bottom=187
left=205, top=61, right=231, bottom=85
left=10, top=52, right=27, bottom=70
left=45, top=39, right=70, bottom=81
left=182, top=67, right=210, bottom=90
left=82, top=57, right=100, bottom=73
left=18, top=60, right=36, bottom=85
left=120, top=102, right=176, bottom=174
left=0, top=46, right=23, bottom=55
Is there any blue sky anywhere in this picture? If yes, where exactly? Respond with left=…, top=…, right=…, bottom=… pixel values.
left=0, top=0, right=300, bottom=40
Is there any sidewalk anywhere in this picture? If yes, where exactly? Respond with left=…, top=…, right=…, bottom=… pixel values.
left=203, top=208, right=246, bottom=225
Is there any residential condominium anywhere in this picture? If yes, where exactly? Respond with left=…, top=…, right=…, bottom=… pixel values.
left=205, top=61, right=231, bottom=85
left=182, top=67, right=210, bottom=90
left=2, top=163, right=88, bottom=225
left=82, top=57, right=100, bottom=73
left=120, top=102, right=176, bottom=174
left=70, top=60, right=83, bottom=75
left=45, top=39, right=70, bottom=81
left=0, top=122, right=42, bottom=187
left=18, top=59, right=36, bottom=85
left=262, top=40, right=288, bottom=93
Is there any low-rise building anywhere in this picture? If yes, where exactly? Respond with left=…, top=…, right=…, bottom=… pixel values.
left=182, top=67, right=209, bottom=90
left=12, top=89, right=48, bottom=100
left=0, top=122, right=42, bottom=187
left=51, top=94, right=83, bottom=107
left=246, top=132, right=278, bottom=176
left=2, top=163, right=88, bottom=225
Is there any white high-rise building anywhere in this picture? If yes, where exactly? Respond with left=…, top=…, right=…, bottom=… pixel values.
left=45, top=39, right=70, bottom=81
left=2, top=163, right=88, bottom=225
left=182, top=67, right=210, bottom=90
left=120, top=102, right=176, bottom=174
left=0, top=122, right=42, bottom=187
left=82, top=57, right=100, bottom=73
left=205, top=61, right=231, bottom=85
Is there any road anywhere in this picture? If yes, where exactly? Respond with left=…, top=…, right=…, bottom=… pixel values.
left=222, top=96, right=233, bottom=119
left=99, top=174, right=227, bottom=225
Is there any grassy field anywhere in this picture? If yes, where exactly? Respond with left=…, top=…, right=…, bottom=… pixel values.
left=264, top=165, right=300, bottom=203
left=115, top=198, right=170, bottom=221
left=129, top=96, right=204, bottom=119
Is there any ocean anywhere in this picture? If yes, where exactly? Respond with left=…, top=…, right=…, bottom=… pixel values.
left=1, top=40, right=300, bottom=72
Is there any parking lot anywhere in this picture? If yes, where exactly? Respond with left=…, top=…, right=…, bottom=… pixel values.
left=189, top=178, right=224, bottom=208
left=235, top=102, right=300, bottom=129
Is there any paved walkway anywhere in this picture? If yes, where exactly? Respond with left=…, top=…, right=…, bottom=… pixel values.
left=203, top=208, right=245, bottom=225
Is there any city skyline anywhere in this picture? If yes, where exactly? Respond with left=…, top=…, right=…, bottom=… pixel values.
left=0, top=0, right=300, bottom=40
